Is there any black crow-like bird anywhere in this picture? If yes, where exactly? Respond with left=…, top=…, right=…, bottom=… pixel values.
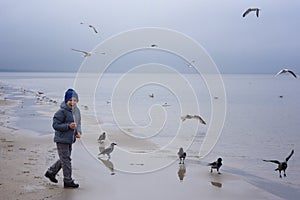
left=178, top=147, right=187, bottom=164
left=263, top=149, right=294, bottom=178
left=208, top=158, right=222, bottom=174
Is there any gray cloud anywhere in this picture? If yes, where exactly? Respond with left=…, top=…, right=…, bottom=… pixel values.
left=0, top=0, right=299, bottom=74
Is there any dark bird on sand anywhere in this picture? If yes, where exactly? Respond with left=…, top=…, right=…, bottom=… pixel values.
left=242, top=8, right=260, bottom=18
left=178, top=147, right=186, bottom=164
left=208, top=158, right=222, bottom=174
left=275, top=69, right=297, bottom=79
left=263, top=149, right=294, bottom=178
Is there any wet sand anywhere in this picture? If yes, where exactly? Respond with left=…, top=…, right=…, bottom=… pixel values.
left=0, top=82, right=287, bottom=200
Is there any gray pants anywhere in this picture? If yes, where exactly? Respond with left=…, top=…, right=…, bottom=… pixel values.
left=48, top=143, right=73, bottom=182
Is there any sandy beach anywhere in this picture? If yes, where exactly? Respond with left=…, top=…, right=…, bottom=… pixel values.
left=1, top=74, right=299, bottom=200
left=0, top=126, right=282, bottom=200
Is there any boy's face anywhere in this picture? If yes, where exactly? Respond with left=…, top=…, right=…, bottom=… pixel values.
left=67, top=97, right=77, bottom=108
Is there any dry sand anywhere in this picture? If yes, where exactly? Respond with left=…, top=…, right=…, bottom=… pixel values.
left=0, top=126, right=64, bottom=200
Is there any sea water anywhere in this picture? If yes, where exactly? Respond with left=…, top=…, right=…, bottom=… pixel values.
left=0, top=72, right=299, bottom=197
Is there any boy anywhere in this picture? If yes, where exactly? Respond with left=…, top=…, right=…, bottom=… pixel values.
left=45, top=88, right=82, bottom=188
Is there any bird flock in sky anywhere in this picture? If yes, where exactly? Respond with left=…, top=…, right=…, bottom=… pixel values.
left=70, top=7, right=298, bottom=78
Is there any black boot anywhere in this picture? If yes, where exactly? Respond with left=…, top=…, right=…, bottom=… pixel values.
left=45, top=171, right=58, bottom=183
left=64, top=180, right=79, bottom=188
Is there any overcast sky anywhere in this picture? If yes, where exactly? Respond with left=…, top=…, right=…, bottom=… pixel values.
left=0, top=0, right=299, bottom=74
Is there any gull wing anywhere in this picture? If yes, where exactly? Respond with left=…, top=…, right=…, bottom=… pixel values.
left=285, top=149, right=294, bottom=162
left=194, top=115, right=206, bottom=125
left=89, top=25, right=98, bottom=33
left=242, top=8, right=252, bottom=17
left=263, top=159, right=280, bottom=164
left=287, top=70, right=297, bottom=78
left=100, top=146, right=112, bottom=155
left=256, top=9, right=259, bottom=17
left=71, top=48, right=89, bottom=54
left=181, top=114, right=192, bottom=121
left=275, top=69, right=284, bottom=77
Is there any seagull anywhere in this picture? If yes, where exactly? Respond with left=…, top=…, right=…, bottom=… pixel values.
left=98, top=143, right=117, bottom=159
left=177, top=147, right=187, bottom=164
left=208, top=158, right=222, bottom=174
left=181, top=114, right=206, bottom=125
left=80, top=22, right=98, bottom=33
left=185, top=60, right=195, bottom=68
left=263, top=149, right=294, bottom=178
left=242, top=8, right=260, bottom=18
left=275, top=69, right=297, bottom=78
left=97, top=132, right=106, bottom=143
left=71, top=48, right=92, bottom=57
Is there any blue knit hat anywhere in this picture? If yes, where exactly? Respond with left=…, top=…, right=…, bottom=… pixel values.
left=64, top=88, right=79, bottom=103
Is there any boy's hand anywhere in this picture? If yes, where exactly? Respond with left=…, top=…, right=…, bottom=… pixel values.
left=75, top=132, right=81, bottom=138
left=69, top=122, right=77, bottom=129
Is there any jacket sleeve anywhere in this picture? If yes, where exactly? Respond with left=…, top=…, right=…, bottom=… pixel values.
left=52, top=109, right=69, bottom=132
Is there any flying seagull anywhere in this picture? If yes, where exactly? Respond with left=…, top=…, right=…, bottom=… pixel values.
left=275, top=69, right=297, bottom=78
left=181, top=114, right=206, bottom=125
left=177, top=147, right=187, bottom=164
left=97, top=132, right=106, bottom=143
left=80, top=22, right=98, bottom=33
left=208, top=158, right=223, bottom=174
left=71, top=48, right=92, bottom=57
left=263, top=149, right=294, bottom=178
left=242, top=8, right=260, bottom=18
left=98, top=143, right=117, bottom=159
left=185, top=60, right=195, bottom=68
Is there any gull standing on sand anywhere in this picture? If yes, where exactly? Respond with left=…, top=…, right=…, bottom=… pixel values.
left=177, top=147, right=187, bottom=164
left=181, top=114, right=206, bottom=125
left=98, top=143, right=117, bottom=159
left=71, top=48, right=92, bottom=57
left=263, top=149, right=294, bottom=178
left=97, top=132, right=106, bottom=143
left=208, top=158, right=223, bottom=174
left=242, top=8, right=260, bottom=18
left=275, top=69, right=297, bottom=78
left=80, top=22, right=98, bottom=33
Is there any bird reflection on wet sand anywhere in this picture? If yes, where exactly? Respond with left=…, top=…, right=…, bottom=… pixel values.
left=98, top=157, right=115, bottom=175
left=177, top=164, right=186, bottom=182
left=210, top=181, right=222, bottom=188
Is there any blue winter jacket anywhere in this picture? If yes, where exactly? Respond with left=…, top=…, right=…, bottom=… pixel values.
left=53, top=102, right=82, bottom=144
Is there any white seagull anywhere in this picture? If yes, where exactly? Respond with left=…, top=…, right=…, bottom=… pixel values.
left=71, top=48, right=92, bottom=57
left=275, top=69, right=297, bottom=79
left=181, top=114, right=206, bottom=125
left=98, top=143, right=117, bottom=159
left=80, top=22, right=98, bottom=33
left=242, top=8, right=260, bottom=18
